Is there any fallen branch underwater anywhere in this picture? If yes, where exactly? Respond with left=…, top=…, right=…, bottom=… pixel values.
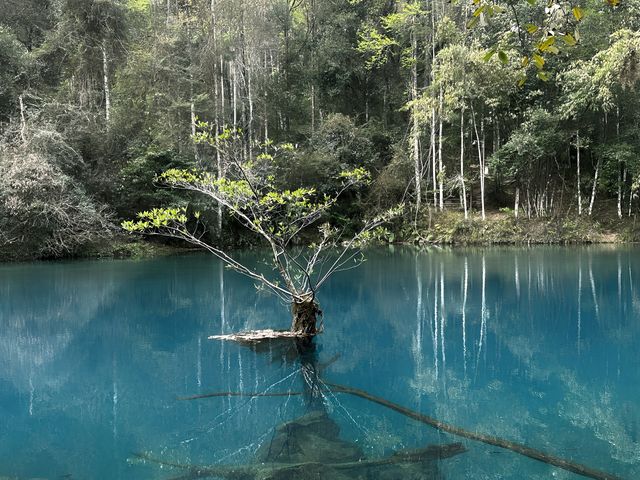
left=133, top=443, right=466, bottom=480
left=180, top=384, right=623, bottom=480
left=326, top=382, right=623, bottom=480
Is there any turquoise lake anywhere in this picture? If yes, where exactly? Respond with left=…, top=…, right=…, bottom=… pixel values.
left=1, top=246, right=639, bottom=479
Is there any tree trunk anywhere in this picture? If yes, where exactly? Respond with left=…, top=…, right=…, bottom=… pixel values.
left=291, top=299, right=321, bottom=335
left=472, top=108, right=485, bottom=220
left=589, top=156, right=600, bottom=216
left=247, top=60, right=254, bottom=160
left=430, top=4, right=437, bottom=209
left=460, top=108, right=468, bottom=219
left=438, top=85, right=444, bottom=211
left=102, top=40, right=111, bottom=124
left=311, top=84, right=316, bottom=133
left=19, top=94, right=26, bottom=143
left=264, top=51, right=269, bottom=141
left=219, top=56, right=225, bottom=122
left=232, top=60, right=237, bottom=131
left=212, top=0, right=222, bottom=235
left=431, top=108, right=437, bottom=207
left=186, top=8, right=197, bottom=162
left=617, top=106, right=622, bottom=219
left=618, top=165, right=623, bottom=219
left=576, top=131, right=582, bottom=215
left=480, top=139, right=486, bottom=218
left=410, top=22, right=421, bottom=224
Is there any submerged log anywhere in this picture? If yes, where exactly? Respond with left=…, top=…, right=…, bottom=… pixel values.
left=326, top=382, right=623, bottom=480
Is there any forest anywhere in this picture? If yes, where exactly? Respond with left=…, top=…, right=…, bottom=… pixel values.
left=1, top=0, right=640, bottom=260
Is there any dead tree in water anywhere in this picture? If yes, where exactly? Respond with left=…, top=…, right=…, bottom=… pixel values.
left=124, top=126, right=400, bottom=338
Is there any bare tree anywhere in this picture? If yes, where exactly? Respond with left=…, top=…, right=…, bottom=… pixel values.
left=124, top=126, right=400, bottom=338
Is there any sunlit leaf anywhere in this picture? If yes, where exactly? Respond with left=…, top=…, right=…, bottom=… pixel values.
left=525, top=23, right=539, bottom=34
left=537, top=70, right=550, bottom=81
left=532, top=53, right=545, bottom=69
left=563, top=33, right=577, bottom=46
left=498, top=50, right=509, bottom=64
left=538, top=36, right=556, bottom=52
left=572, top=6, right=584, bottom=21
left=467, top=16, right=480, bottom=28
left=483, top=48, right=497, bottom=61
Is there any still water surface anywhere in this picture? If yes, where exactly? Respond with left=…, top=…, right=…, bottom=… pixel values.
left=1, top=247, right=639, bottom=479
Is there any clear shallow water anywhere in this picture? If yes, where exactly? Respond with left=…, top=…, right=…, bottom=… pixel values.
left=1, top=246, right=639, bottom=479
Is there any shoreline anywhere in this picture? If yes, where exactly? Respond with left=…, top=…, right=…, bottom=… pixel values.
left=1, top=211, right=638, bottom=263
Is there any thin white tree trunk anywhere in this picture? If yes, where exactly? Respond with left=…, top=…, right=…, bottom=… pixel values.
left=618, top=166, right=623, bottom=219
left=232, top=61, right=237, bottom=131
left=438, top=85, right=444, bottom=211
left=211, top=0, right=222, bottom=234
left=431, top=109, right=437, bottom=207
left=19, top=94, right=26, bottom=143
left=247, top=61, right=254, bottom=160
left=220, top=56, right=226, bottom=123
left=186, top=7, right=198, bottom=162
left=460, top=108, right=467, bottom=218
left=576, top=131, right=582, bottom=215
left=480, top=117, right=486, bottom=220
left=410, top=24, right=421, bottom=223
left=102, top=40, right=111, bottom=124
left=311, top=84, right=316, bottom=133
left=589, top=157, right=601, bottom=216
left=430, top=2, right=437, bottom=208
left=617, top=106, right=622, bottom=218
left=472, top=108, right=485, bottom=220
left=514, top=186, right=519, bottom=219
left=264, top=52, right=269, bottom=141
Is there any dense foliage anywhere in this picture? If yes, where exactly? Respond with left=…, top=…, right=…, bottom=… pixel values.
left=0, top=0, right=639, bottom=258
